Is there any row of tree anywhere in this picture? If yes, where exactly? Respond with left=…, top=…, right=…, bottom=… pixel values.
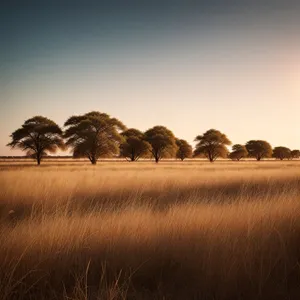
left=7, top=112, right=300, bottom=165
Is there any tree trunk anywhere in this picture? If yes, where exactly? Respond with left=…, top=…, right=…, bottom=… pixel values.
left=131, top=149, right=135, bottom=162
left=131, top=153, right=135, bottom=161
left=208, top=151, right=214, bottom=163
left=36, top=152, right=41, bottom=165
left=155, top=156, right=159, bottom=163
left=91, top=156, right=97, bottom=165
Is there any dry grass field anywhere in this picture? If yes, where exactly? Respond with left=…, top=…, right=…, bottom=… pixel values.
left=1, top=160, right=300, bottom=299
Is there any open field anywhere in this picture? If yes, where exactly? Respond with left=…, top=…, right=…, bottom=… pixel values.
left=1, top=161, right=300, bottom=299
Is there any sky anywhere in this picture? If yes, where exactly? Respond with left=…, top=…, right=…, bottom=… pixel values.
left=1, top=0, right=300, bottom=155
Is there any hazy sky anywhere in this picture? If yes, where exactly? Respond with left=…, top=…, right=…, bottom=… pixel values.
left=1, top=1, right=300, bottom=155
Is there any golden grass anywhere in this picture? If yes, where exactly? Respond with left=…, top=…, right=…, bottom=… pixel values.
left=1, top=161, right=300, bottom=299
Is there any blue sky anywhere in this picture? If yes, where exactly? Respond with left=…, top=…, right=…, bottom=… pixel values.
left=1, top=1, right=300, bottom=155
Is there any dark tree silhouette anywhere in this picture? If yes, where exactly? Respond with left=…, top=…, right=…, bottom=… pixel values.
left=144, top=126, right=177, bottom=163
left=194, top=129, right=231, bottom=162
left=120, top=128, right=151, bottom=161
left=26, top=151, right=48, bottom=160
left=245, top=140, right=272, bottom=161
left=64, top=111, right=126, bottom=164
left=7, top=116, right=65, bottom=165
left=273, top=147, right=291, bottom=160
left=291, top=150, right=300, bottom=159
left=176, top=139, right=193, bottom=161
left=229, top=144, right=248, bottom=161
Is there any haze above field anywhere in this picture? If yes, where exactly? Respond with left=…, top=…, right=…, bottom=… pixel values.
left=1, top=1, right=300, bottom=155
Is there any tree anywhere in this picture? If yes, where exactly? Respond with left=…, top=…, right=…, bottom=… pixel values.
left=64, top=111, right=126, bottom=164
left=27, top=150, right=48, bottom=159
left=119, top=128, right=151, bottom=161
left=7, top=116, right=65, bottom=165
left=272, top=147, right=291, bottom=160
left=245, top=140, right=272, bottom=161
left=176, top=139, right=193, bottom=161
left=144, top=126, right=177, bottom=163
left=194, top=129, right=231, bottom=162
left=229, top=144, right=248, bottom=161
left=291, top=150, right=300, bottom=159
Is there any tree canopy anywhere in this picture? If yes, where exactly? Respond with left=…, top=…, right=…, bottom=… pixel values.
left=144, top=126, right=177, bottom=163
left=194, top=129, right=231, bottom=162
left=245, top=140, right=272, bottom=161
left=119, top=128, right=151, bottom=161
left=273, top=147, right=291, bottom=160
left=176, top=139, right=193, bottom=161
left=7, top=112, right=299, bottom=164
left=229, top=144, right=248, bottom=161
left=291, top=150, right=300, bottom=159
left=7, top=116, right=65, bottom=165
left=64, top=111, right=126, bottom=164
